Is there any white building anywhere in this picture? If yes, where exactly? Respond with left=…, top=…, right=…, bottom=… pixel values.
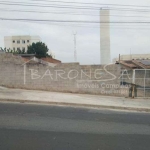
left=113, top=54, right=150, bottom=63
left=100, top=8, right=111, bottom=64
left=4, top=35, right=41, bottom=52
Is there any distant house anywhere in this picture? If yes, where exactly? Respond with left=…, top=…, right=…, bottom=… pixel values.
left=41, top=57, right=61, bottom=64
left=113, top=54, right=150, bottom=63
left=116, top=59, right=150, bottom=69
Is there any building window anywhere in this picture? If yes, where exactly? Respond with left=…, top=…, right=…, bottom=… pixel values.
left=27, top=40, right=30, bottom=43
left=17, top=47, right=20, bottom=51
left=17, top=40, right=20, bottom=44
left=12, top=40, right=15, bottom=43
left=22, top=40, right=25, bottom=44
left=13, top=47, right=15, bottom=51
left=22, top=47, right=25, bottom=51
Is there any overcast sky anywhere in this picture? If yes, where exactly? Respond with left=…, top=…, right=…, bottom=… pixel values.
left=0, top=0, right=150, bottom=64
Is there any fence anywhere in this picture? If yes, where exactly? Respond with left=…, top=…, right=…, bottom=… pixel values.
left=133, top=69, right=150, bottom=98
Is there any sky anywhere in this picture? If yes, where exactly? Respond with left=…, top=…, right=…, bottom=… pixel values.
left=0, top=0, right=150, bottom=64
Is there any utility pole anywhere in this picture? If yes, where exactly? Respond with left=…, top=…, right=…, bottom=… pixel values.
left=73, top=32, right=77, bottom=62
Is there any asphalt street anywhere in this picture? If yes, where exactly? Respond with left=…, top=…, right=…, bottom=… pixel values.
left=0, top=102, right=150, bottom=150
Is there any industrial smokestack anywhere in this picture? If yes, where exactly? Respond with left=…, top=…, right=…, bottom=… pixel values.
left=100, top=8, right=111, bottom=64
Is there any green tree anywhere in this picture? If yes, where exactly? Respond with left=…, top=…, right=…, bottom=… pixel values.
left=27, top=42, right=51, bottom=58
left=1, top=47, right=26, bottom=54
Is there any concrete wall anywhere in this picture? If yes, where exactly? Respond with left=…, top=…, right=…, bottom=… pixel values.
left=0, top=54, right=130, bottom=97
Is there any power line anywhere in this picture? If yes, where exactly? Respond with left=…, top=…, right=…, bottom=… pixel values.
left=1, top=18, right=150, bottom=23
left=2, top=8, right=150, bottom=19
left=23, top=0, right=150, bottom=9
left=109, top=8, right=150, bottom=13
left=1, top=1, right=150, bottom=12
left=23, top=20, right=150, bottom=27
left=0, top=2, right=101, bottom=10
left=1, top=18, right=150, bottom=30
left=0, top=8, right=99, bottom=16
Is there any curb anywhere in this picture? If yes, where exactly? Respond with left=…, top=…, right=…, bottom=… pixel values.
left=0, top=98, right=150, bottom=113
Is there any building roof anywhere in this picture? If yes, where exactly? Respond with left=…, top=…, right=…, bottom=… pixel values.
left=41, top=57, right=61, bottom=64
left=21, top=57, right=57, bottom=68
left=116, top=59, right=150, bottom=69
left=18, top=54, right=61, bottom=67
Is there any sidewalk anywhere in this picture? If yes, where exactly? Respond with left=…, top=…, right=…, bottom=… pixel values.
left=0, top=87, right=150, bottom=112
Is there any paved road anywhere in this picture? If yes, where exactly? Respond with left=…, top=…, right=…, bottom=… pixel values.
left=0, top=102, right=150, bottom=150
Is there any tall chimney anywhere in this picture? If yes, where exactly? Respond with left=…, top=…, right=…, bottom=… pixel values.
left=100, top=8, right=111, bottom=64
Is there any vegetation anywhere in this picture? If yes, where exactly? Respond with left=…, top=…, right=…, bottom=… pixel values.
left=27, top=42, right=51, bottom=58
left=1, top=48, right=26, bottom=54
left=1, top=42, right=52, bottom=58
